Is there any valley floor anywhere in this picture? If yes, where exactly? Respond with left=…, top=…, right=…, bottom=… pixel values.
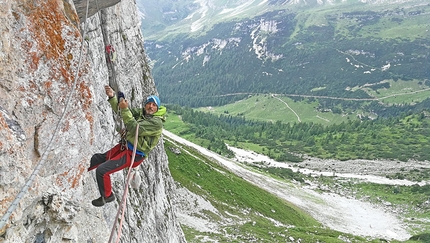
left=163, top=130, right=430, bottom=241
left=228, top=145, right=430, bottom=186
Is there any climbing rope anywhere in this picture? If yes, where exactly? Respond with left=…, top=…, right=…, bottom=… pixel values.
left=95, top=0, right=120, bottom=93
left=108, top=125, right=139, bottom=243
left=0, top=0, right=91, bottom=231
left=96, top=4, right=143, bottom=241
left=95, top=0, right=125, bottom=140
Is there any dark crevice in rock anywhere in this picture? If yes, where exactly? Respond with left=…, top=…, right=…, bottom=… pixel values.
left=0, top=105, right=26, bottom=142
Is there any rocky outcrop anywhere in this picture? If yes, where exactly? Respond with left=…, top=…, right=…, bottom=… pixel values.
left=0, top=0, right=185, bottom=242
left=73, top=0, right=121, bottom=20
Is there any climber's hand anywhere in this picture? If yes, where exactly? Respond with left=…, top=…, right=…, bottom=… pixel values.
left=105, top=85, right=114, bottom=98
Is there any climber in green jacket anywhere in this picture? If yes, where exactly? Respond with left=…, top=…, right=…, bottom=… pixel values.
left=88, top=85, right=166, bottom=207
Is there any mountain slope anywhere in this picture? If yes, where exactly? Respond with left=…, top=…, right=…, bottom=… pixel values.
left=138, top=0, right=428, bottom=40
left=163, top=130, right=423, bottom=242
left=138, top=0, right=430, bottom=118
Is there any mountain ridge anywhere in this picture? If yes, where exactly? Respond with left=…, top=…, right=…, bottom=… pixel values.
left=138, top=0, right=429, bottom=119
left=138, top=0, right=428, bottom=40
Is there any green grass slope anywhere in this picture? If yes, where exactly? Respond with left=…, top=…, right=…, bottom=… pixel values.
left=197, top=94, right=356, bottom=124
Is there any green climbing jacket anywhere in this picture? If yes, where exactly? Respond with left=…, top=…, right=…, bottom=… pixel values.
left=108, top=96, right=166, bottom=156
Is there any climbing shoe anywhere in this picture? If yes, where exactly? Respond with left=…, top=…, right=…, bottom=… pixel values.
left=91, top=193, right=115, bottom=207
left=105, top=193, right=115, bottom=203
left=91, top=197, right=106, bottom=207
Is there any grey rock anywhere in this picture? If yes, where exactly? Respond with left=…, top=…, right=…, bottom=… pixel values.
left=0, top=0, right=185, bottom=242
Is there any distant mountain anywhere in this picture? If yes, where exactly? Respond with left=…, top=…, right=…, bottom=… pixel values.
left=138, top=0, right=427, bottom=39
left=137, top=0, right=430, bottom=117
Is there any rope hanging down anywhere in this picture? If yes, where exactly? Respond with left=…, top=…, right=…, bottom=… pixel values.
left=96, top=0, right=120, bottom=93
left=96, top=3, right=143, bottom=240
left=0, top=0, right=91, bottom=231
left=95, top=0, right=124, bottom=137
left=108, top=125, right=139, bottom=243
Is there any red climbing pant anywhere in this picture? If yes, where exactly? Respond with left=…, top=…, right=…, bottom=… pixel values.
left=88, top=143, right=144, bottom=198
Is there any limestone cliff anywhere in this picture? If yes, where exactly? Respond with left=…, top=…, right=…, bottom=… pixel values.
left=0, top=0, right=185, bottom=242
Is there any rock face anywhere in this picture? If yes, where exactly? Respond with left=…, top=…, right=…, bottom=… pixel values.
left=0, top=0, right=185, bottom=242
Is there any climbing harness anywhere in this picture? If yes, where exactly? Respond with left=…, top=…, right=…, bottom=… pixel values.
left=0, top=0, right=91, bottom=231
left=119, top=128, right=127, bottom=151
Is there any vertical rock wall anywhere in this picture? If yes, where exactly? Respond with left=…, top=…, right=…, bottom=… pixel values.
left=0, top=0, right=185, bottom=242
